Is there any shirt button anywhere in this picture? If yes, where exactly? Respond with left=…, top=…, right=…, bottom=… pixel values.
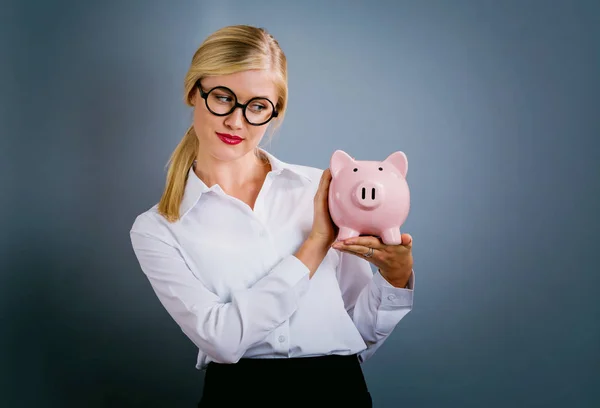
left=387, top=294, right=396, bottom=301
left=278, top=335, right=286, bottom=343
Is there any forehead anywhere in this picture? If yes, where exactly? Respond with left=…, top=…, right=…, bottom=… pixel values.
left=201, top=69, right=278, bottom=101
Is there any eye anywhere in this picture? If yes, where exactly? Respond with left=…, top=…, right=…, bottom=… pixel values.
left=216, top=95, right=233, bottom=103
left=378, top=167, right=383, bottom=171
left=250, top=103, right=266, bottom=112
left=353, top=168, right=358, bottom=172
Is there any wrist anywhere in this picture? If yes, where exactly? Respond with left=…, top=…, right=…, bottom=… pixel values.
left=379, top=268, right=411, bottom=288
left=294, top=236, right=330, bottom=278
left=307, top=232, right=334, bottom=249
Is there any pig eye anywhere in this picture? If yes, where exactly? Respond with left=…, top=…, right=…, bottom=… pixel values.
left=353, top=168, right=358, bottom=172
left=378, top=167, right=383, bottom=171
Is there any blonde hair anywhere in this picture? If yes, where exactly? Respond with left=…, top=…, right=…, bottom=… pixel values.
left=157, top=25, right=288, bottom=222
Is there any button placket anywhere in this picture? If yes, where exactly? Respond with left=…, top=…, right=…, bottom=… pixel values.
left=252, top=173, right=273, bottom=218
left=275, top=320, right=290, bottom=355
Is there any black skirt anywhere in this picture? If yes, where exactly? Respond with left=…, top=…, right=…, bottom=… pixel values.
left=197, top=354, right=372, bottom=407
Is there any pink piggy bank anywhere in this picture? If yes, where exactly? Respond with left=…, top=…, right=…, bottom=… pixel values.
left=328, top=150, right=410, bottom=245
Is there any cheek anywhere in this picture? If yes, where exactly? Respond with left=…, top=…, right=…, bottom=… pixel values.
left=193, top=105, right=207, bottom=122
left=248, top=125, right=268, bottom=141
left=193, top=107, right=216, bottom=132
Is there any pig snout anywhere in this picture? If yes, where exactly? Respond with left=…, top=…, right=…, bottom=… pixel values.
left=352, top=180, right=385, bottom=210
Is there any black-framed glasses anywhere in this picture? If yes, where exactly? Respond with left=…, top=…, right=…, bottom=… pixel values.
left=196, top=80, right=278, bottom=126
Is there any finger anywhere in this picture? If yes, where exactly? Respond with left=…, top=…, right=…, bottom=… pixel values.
left=401, top=233, right=413, bottom=248
left=332, top=243, right=376, bottom=257
left=322, top=168, right=332, bottom=186
left=316, top=169, right=330, bottom=194
left=341, top=236, right=384, bottom=249
left=318, top=169, right=326, bottom=188
left=337, top=248, right=375, bottom=260
left=314, top=171, right=326, bottom=201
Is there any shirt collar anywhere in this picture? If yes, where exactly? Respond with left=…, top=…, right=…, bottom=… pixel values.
left=179, top=149, right=311, bottom=218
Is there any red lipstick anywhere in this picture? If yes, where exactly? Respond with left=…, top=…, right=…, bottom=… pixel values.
left=216, top=132, right=243, bottom=145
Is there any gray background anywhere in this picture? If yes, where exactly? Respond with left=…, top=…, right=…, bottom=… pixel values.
left=2, top=0, right=599, bottom=407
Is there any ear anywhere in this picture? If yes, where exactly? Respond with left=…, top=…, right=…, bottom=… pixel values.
left=383, top=151, right=408, bottom=177
left=330, top=150, right=354, bottom=177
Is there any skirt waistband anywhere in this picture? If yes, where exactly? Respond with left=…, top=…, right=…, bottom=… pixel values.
left=207, top=353, right=359, bottom=369
left=200, top=354, right=371, bottom=407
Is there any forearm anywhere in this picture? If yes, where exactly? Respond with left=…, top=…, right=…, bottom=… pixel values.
left=130, top=225, right=312, bottom=364
left=379, top=267, right=412, bottom=288
left=294, top=236, right=330, bottom=278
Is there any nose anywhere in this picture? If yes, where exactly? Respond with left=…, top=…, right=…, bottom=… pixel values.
left=224, top=106, right=244, bottom=130
left=353, top=181, right=384, bottom=210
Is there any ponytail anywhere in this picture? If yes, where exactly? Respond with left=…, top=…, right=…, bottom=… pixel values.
left=157, top=125, right=198, bottom=222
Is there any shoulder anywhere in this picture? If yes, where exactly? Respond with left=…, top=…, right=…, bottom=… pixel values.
left=130, top=204, right=173, bottom=241
left=263, top=149, right=325, bottom=186
left=281, top=161, right=325, bottom=188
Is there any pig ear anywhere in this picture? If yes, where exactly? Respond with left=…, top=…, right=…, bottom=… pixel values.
left=330, top=150, right=354, bottom=177
left=383, top=151, right=408, bottom=177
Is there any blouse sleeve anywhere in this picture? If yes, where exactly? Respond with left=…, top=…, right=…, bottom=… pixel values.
left=130, top=214, right=311, bottom=364
left=335, top=250, right=415, bottom=363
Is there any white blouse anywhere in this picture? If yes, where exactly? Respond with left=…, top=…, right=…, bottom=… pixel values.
left=130, top=149, right=415, bottom=370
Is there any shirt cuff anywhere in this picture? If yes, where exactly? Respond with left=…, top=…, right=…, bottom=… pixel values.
left=372, top=269, right=414, bottom=308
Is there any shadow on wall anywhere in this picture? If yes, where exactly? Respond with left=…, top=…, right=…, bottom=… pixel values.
left=4, top=234, right=205, bottom=407
left=3, top=58, right=205, bottom=408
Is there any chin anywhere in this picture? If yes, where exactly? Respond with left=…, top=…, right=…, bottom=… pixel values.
left=208, top=141, right=254, bottom=162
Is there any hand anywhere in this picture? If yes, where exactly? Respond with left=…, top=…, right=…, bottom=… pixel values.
left=332, top=233, right=414, bottom=288
left=308, top=168, right=339, bottom=248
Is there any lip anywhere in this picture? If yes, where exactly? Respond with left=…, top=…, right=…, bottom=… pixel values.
left=216, top=132, right=244, bottom=145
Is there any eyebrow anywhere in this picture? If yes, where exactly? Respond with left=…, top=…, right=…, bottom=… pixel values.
left=230, top=89, right=274, bottom=101
left=199, top=81, right=274, bottom=101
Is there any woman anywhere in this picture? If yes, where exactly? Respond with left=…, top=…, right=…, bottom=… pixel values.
left=130, top=24, right=415, bottom=407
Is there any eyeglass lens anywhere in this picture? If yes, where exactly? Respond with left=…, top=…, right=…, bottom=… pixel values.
left=205, top=87, right=274, bottom=125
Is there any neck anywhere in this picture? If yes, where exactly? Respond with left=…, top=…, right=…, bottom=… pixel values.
left=193, top=148, right=271, bottom=193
